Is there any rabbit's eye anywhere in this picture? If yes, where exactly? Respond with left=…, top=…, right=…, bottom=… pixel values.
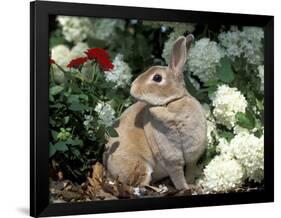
left=152, top=74, right=162, bottom=82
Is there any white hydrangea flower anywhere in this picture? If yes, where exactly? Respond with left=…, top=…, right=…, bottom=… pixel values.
left=94, top=102, right=116, bottom=126
left=216, top=137, right=232, bottom=157
left=257, top=65, right=264, bottom=92
left=216, top=131, right=264, bottom=183
left=211, top=85, right=248, bottom=129
left=93, top=19, right=125, bottom=40
left=51, top=43, right=91, bottom=82
left=51, top=43, right=89, bottom=68
left=240, top=27, right=264, bottom=65
left=51, top=44, right=71, bottom=66
left=233, top=125, right=250, bottom=135
left=198, top=155, right=244, bottom=193
left=83, top=115, right=94, bottom=129
left=51, top=45, right=71, bottom=84
left=230, top=132, right=264, bottom=183
left=187, top=38, right=224, bottom=83
left=218, top=26, right=264, bottom=65
left=69, top=42, right=89, bottom=59
left=104, top=54, right=132, bottom=88
left=218, top=29, right=243, bottom=60
left=57, top=16, right=95, bottom=43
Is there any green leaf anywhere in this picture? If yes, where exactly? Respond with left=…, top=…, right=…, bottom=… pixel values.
left=67, top=95, right=80, bottom=104
left=79, top=94, right=89, bottom=101
left=49, top=29, right=65, bottom=48
left=219, top=131, right=235, bottom=142
left=217, top=58, right=235, bottom=83
left=207, top=86, right=218, bottom=96
left=70, top=148, right=81, bottom=158
left=49, top=103, right=64, bottom=109
left=68, top=102, right=89, bottom=111
left=50, top=85, right=64, bottom=96
left=105, top=126, right=119, bottom=137
left=184, top=76, right=198, bottom=97
left=51, top=130, right=58, bottom=140
left=204, top=79, right=219, bottom=87
left=54, top=141, right=68, bottom=151
left=64, top=116, right=70, bottom=124
left=49, top=144, right=57, bottom=157
left=49, top=95, right=54, bottom=102
left=96, top=126, right=105, bottom=139
left=235, top=112, right=255, bottom=130
left=256, top=99, right=264, bottom=111
left=65, top=138, right=83, bottom=146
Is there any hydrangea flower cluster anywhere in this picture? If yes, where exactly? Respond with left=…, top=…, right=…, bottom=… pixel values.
left=69, top=42, right=89, bottom=59
left=198, top=155, right=244, bottom=193
left=51, top=42, right=89, bottom=67
left=104, top=54, right=132, bottom=88
left=51, top=43, right=89, bottom=83
left=83, top=115, right=94, bottom=130
left=218, top=26, right=264, bottom=65
left=57, top=16, right=95, bottom=43
left=93, top=19, right=125, bottom=40
left=227, top=132, right=264, bottom=182
left=199, top=131, right=264, bottom=192
left=51, top=44, right=71, bottom=67
left=210, top=84, right=248, bottom=129
left=187, top=38, right=224, bottom=83
left=94, top=102, right=116, bottom=127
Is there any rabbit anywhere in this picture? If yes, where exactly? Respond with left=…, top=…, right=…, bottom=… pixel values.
left=103, top=34, right=207, bottom=190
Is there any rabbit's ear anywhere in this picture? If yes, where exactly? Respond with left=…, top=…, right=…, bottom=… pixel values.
left=169, top=34, right=194, bottom=75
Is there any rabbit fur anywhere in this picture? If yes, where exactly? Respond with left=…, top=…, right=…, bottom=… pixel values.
left=103, top=35, right=207, bottom=190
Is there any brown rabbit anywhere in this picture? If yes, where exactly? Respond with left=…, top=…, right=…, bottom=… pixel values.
left=103, top=35, right=207, bottom=190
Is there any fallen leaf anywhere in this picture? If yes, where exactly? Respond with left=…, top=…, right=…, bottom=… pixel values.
left=86, top=162, right=105, bottom=196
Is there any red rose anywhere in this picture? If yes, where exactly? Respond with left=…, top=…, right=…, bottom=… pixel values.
left=67, top=57, right=88, bottom=68
left=85, top=48, right=110, bottom=59
left=85, top=48, right=114, bottom=71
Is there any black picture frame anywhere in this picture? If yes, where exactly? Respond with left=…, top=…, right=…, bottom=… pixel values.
left=30, top=1, right=274, bottom=217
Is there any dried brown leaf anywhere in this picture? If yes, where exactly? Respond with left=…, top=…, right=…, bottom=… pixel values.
left=86, top=162, right=105, bottom=196
left=61, top=189, right=84, bottom=201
